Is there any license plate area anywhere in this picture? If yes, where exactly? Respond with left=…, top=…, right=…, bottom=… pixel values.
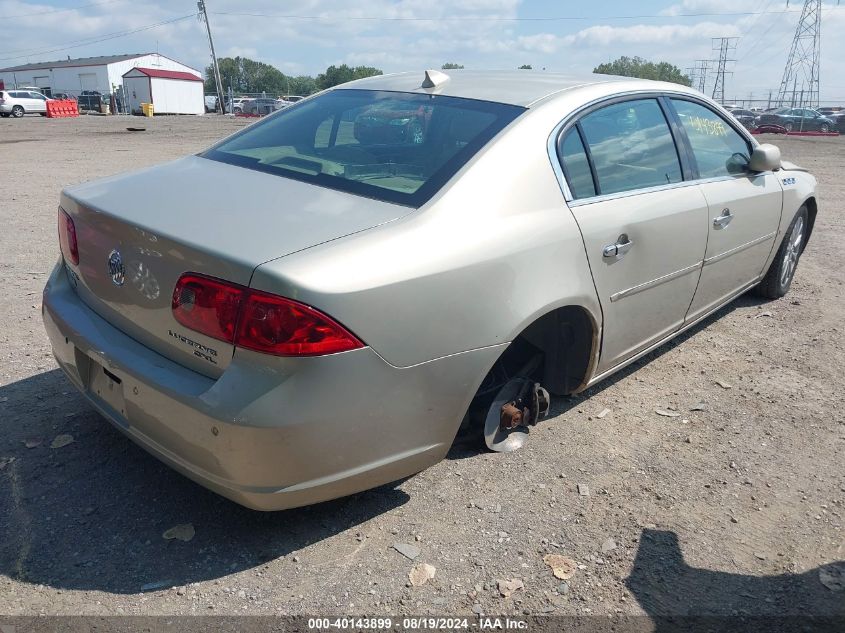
left=88, top=359, right=126, bottom=417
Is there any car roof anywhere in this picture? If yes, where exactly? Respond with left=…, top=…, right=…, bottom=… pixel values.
left=335, top=69, right=700, bottom=108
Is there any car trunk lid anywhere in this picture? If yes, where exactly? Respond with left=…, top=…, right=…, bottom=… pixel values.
left=60, top=155, right=411, bottom=377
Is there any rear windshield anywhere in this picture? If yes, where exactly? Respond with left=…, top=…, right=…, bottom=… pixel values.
left=202, top=89, right=524, bottom=207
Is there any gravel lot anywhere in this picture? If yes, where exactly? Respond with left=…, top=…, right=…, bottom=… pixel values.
left=0, top=115, right=843, bottom=621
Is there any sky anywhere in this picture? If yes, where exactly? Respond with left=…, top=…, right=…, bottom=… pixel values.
left=1, top=0, right=844, bottom=102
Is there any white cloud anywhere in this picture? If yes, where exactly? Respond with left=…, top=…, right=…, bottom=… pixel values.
left=1, top=0, right=844, bottom=100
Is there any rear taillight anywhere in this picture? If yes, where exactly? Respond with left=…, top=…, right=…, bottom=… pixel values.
left=236, top=290, right=363, bottom=356
left=171, top=273, right=363, bottom=357
left=172, top=274, right=244, bottom=343
left=58, top=207, right=79, bottom=265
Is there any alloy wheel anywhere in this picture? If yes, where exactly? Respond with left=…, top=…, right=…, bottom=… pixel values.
left=780, top=216, right=804, bottom=288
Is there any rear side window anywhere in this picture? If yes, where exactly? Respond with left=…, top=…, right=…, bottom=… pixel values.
left=578, top=99, right=682, bottom=196
left=671, top=99, right=751, bottom=178
left=558, top=128, right=596, bottom=199
left=203, top=89, right=524, bottom=207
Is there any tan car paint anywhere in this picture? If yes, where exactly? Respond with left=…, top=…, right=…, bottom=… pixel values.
left=685, top=174, right=784, bottom=321
left=569, top=186, right=710, bottom=373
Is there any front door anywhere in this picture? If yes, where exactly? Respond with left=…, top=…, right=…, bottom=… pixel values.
left=28, top=92, right=48, bottom=113
left=558, top=98, right=709, bottom=374
left=668, top=99, right=784, bottom=322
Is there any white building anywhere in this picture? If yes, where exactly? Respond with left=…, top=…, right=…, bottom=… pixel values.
left=0, top=53, right=202, bottom=98
left=123, top=67, right=205, bottom=115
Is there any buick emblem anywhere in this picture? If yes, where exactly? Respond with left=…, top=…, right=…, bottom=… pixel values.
left=108, top=249, right=125, bottom=286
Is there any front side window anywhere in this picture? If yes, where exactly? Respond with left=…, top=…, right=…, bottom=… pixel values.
left=203, top=89, right=524, bottom=207
left=578, top=99, right=682, bottom=196
left=671, top=99, right=751, bottom=178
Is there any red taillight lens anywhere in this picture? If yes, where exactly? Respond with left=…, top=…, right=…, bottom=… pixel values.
left=58, top=207, right=79, bottom=265
left=172, top=274, right=245, bottom=343
left=237, top=290, right=363, bottom=356
left=171, top=273, right=363, bottom=356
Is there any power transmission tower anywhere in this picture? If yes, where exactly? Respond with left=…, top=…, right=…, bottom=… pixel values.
left=775, top=0, right=821, bottom=108
left=711, top=37, right=738, bottom=104
left=685, top=66, right=698, bottom=89
left=198, top=0, right=225, bottom=114
left=694, top=59, right=710, bottom=94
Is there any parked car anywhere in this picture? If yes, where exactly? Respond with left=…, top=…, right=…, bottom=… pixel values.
left=817, top=107, right=843, bottom=116
left=829, top=111, right=845, bottom=133
left=51, top=92, right=72, bottom=101
left=225, top=97, right=251, bottom=114
left=43, top=70, right=817, bottom=510
left=729, top=108, right=757, bottom=130
left=243, top=98, right=282, bottom=115
left=754, top=107, right=834, bottom=132
left=76, top=91, right=104, bottom=112
left=204, top=95, right=219, bottom=113
left=0, top=89, right=51, bottom=117
left=282, top=95, right=304, bottom=103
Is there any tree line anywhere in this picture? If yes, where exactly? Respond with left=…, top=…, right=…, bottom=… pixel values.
left=204, top=58, right=383, bottom=95
left=205, top=55, right=691, bottom=96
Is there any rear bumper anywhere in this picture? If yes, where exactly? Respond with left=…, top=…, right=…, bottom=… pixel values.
left=43, top=261, right=502, bottom=510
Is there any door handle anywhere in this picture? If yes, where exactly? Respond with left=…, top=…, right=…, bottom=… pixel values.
left=713, top=208, right=733, bottom=229
left=602, top=234, right=633, bottom=259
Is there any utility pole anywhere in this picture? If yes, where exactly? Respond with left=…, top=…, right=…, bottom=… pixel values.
left=198, top=0, right=225, bottom=114
left=686, top=66, right=698, bottom=90
left=711, top=37, right=738, bottom=104
left=694, top=59, right=710, bottom=94
left=776, top=0, right=822, bottom=109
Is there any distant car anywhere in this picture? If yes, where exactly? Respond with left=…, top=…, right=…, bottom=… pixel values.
left=0, top=89, right=51, bottom=117
left=829, top=111, right=845, bottom=133
left=225, top=97, right=251, bottom=114
left=755, top=107, right=833, bottom=132
left=729, top=108, right=757, bottom=130
left=817, top=107, right=843, bottom=116
left=51, top=93, right=72, bottom=101
left=43, top=71, right=817, bottom=510
left=282, top=95, right=304, bottom=103
left=204, top=95, right=219, bottom=113
left=243, top=98, right=282, bottom=116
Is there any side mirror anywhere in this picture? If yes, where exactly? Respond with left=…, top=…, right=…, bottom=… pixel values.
left=748, top=143, right=781, bottom=172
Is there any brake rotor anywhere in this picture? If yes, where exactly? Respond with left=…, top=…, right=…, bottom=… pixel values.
left=483, top=377, right=533, bottom=453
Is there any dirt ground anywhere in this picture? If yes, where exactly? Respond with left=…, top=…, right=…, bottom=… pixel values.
left=0, top=114, right=843, bottom=623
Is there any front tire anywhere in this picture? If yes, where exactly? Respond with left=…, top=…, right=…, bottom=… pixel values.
left=755, top=206, right=808, bottom=299
left=11, top=105, right=24, bottom=118
left=820, top=123, right=830, bottom=133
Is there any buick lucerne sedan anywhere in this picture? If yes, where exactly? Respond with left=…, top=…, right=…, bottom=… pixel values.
left=43, top=70, right=817, bottom=510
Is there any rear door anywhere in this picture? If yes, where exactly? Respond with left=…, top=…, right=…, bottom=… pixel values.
left=558, top=97, right=709, bottom=374
left=668, top=98, right=783, bottom=323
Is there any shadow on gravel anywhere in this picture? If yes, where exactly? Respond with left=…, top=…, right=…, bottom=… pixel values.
left=448, top=292, right=772, bottom=460
left=627, top=529, right=844, bottom=631
left=0, top=369, right=409, bottom=594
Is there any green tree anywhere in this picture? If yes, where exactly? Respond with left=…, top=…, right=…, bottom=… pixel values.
left=287, top=75, right=318, bottom=96
left=518, top=64, right=533, bottom=70
left=315, top=64, right=383, bottom=90
left=441, top=62, right=464, bottom=69
left=593, top=56, right=691, bottom=86
left=205, top=56, right=290, bottom=94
